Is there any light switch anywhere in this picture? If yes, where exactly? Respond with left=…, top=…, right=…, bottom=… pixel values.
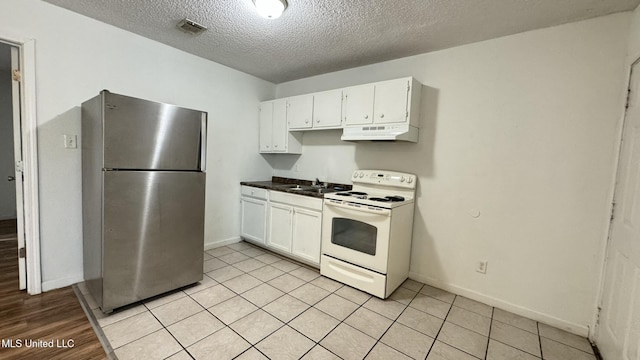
left=64, top=135, right=77, bottom=149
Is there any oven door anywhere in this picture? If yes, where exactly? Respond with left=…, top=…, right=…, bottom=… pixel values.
left=321, top=200, right=391, bottom=273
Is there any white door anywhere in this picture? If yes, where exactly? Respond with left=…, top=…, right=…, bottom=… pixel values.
left=343, top=84, right=374, bottom=126
left=291, top=208, right=322, bottom=265
left=10, top=46, right=26, bottom=290
left=240, top=197, right=267, bottom=244
left=258, top=101, right=273, bottom=152
left=313, top=89, right=343, bottom=128
left=596, top=59, right=640, bottom=360
left=373, top=79, right=409, bottom=124
left=271, top=99, right=287, bottom=152
left=286, top=95, right=313, bottom=130
left=267, top=202, right=292, bottom=253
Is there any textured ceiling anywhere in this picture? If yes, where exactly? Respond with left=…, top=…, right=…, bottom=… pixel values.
left=43, top=0, right=640, bottom=83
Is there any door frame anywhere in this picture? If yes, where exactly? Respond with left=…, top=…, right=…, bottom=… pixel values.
left=0, top=34, right=41, bottom=295
left=593, top=56, right=640, bottom=340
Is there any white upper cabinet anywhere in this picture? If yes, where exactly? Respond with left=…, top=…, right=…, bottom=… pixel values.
left=259, top=99, right=302, bottom=154
left=312, top=89, right=343, bottom=129
left=343, top=84, right=375, bottom=126
left=343, top=77, right=419, bottom=127
left=373, top=79, right=410, bottom=124
left=272, top=99, right=288, bottom=151
left=287, top=95, right=314, bottom=130
left=259, top=101, right=273, bottom=152
left=258, top=77, right=421, bottom=151
left=288, top=90, right=343, bottom=131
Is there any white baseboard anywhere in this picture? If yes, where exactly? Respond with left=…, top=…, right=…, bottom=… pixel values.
left=408, top=271, right=590, bottom=338
left=41, top=238, right=242, bottom=291
left=204, top=236, right=241, bottom=251
left=41, top=273, right=85, bottom=292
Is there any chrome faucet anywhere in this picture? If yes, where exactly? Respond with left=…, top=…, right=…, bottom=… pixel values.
left=314, top=178, right=328, bottom=188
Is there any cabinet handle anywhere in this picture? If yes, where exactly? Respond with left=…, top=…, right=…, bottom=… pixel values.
left=364, top=115, right=369, bottom=119
left=274, top=145, right=278, bottom=148
left=379, top=113, right=385, bottom=118
left=316, top=119, right=320, bottom=123
left=305, top=119, right=309, bottom=123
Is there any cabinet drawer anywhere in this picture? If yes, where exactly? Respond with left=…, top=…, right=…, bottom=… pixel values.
left=241, top=185, right=268, bottom=200
left=269, top=191, right=323, bottom=211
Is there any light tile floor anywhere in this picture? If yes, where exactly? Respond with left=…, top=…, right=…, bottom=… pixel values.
left=77, top=241, right=598, bottom=360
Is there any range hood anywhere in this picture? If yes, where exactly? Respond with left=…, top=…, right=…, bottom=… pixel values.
left=341, top=123, right=418, bottom=142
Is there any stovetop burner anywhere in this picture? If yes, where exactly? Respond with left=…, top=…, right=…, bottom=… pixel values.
left=334, top=193, right=406, bottom=202
left=336, top=191, right=368, bottom=197
left=386, top=196, right=405, bottom=202
left=368, top=196, right=406, bottom=202
left=368, top=197, right=391, bottom=202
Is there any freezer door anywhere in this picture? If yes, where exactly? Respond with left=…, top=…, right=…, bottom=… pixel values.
left=102, top=171, right=204, bottom=311
left=103, top=92, right=206, bottom=171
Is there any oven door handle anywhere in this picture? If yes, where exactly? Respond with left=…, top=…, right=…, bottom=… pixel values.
left=324, top=200, right=392, bottom=216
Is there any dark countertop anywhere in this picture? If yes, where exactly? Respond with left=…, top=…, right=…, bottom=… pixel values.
left=241, top=176, right=352, bottom=198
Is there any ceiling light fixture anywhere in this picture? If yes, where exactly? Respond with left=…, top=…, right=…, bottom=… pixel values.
left=176, top=18, right=207, bottom=35
left=253, top=0, right=288, bottom=19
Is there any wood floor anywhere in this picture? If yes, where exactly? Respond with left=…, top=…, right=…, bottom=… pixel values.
left=0, top=220, right=106, bottom=359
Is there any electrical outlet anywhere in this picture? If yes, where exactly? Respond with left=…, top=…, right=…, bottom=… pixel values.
left=476, top=260, right=488, bottom=274
left=64, top=135, right=77, bottom=149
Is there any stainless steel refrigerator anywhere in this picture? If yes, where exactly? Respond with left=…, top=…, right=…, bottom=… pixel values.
left=82, top=90, right=206, bottom=313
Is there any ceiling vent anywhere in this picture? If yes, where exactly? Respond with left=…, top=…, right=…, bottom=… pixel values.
left=176, top=18, right=207, bottom=35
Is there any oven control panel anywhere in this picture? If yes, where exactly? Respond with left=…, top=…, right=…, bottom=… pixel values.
left=351, top=170, right=416, bottom=189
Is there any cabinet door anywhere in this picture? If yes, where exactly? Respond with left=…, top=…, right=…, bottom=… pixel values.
left=259, top=101, right=273, bottom=152
left=373, top=79, right=409, bottom=124
left=343, top=84, right=374, bottom=125
left=240, top=197, right=267, bottom=245
left=313, top=89, right=343, bottom=128
left=272, top=99, right=288, bottom=152
left=287, top=95, right=313, bottom=130
left=267, top=203, right=293, bottom=253
left=291, top=208, right=322, bottom=265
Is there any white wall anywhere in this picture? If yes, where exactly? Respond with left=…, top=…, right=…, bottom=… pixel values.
left=0, top=44, right=16, bottom=220
left=275, top=13, right=631, bottom=334
left=0, top=0, right=275, bottom=290
left=629, top=5, right=640, bottom=62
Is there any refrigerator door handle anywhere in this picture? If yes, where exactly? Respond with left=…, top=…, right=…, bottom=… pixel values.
left=200, top=112, right=207, bottom=172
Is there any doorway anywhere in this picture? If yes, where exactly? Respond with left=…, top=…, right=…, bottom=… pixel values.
left=0, top=36, right=40, bottom=295
left=595, top=58, right=640, bottom=359
left=0, top=42, right=21, bottom=289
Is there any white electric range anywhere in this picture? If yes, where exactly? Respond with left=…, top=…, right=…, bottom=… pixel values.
left=320, top=170, right=416, bottom=298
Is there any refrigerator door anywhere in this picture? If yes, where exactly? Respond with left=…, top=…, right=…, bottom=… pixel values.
left=103, top=92, right=206, bottom=171
left=102, top=170, right=204, bottom=311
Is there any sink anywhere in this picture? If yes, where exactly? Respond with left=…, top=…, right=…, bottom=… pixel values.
left=315, top=188, right=339, bottom=194
left=274, top=184, right=305, bottom=189
left=289, top=186, right=315, bottom=191
left=273, top=184, right=314, bottom=190
left=272, top=183, right=340, bottom=195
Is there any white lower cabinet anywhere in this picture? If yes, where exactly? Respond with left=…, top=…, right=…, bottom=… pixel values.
left=291, top=208, right=322, bottom=264
left=241, top=186, right=323, bottom=267
left=266, top=191, right=323, bottom=267
left=240, top=186, right=268, bottom=245
left=267, top=202, right=293, bottom=253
